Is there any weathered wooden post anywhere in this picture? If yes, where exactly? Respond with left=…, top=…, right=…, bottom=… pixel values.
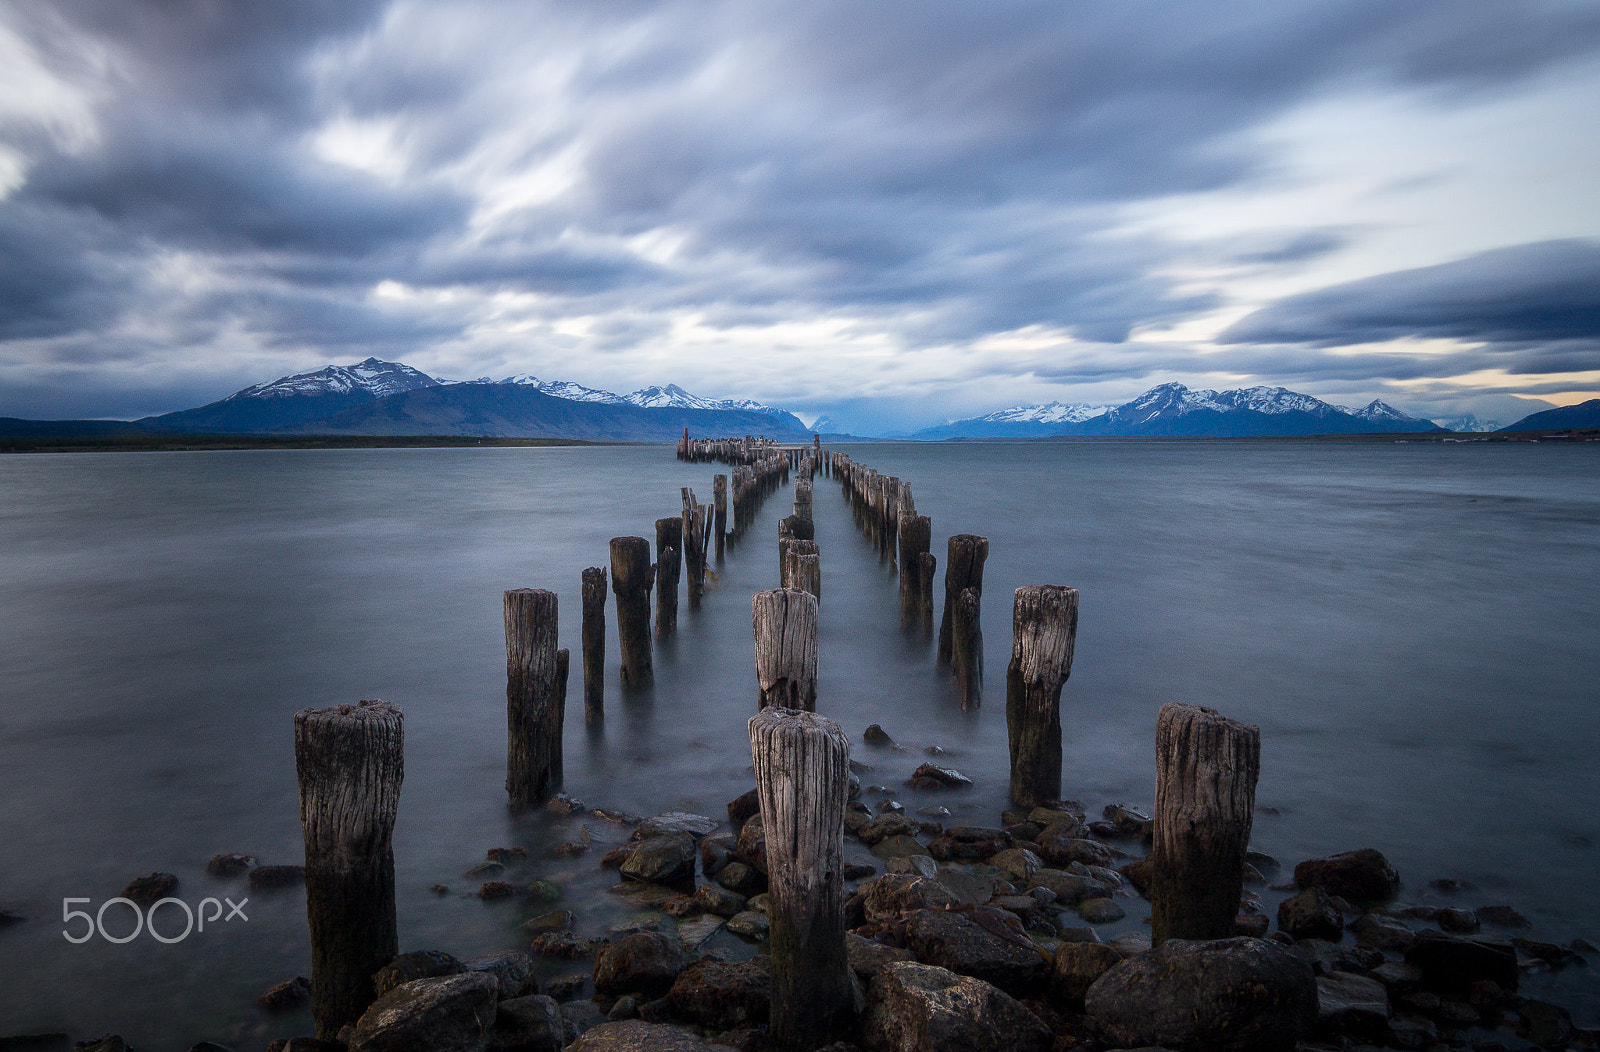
left=504, top=588, right=563, bottom=809
left=752, top=588, right=819, bottom=711
left=1005, top=585, right=1078, bottom=807
left=295, top=699, right=403, bottom=1039
left=655, top=517, right=682, bottom=638
left=610, top=537, right=654, bottom=687
left=951, top=586, right=982, bottom=708
left=916, top=552, right=937, bottom=637
left=793, top=478, right=813, bottom=524
left=1149, top=702, right=1260, bottom=945
left=898, top=514, right=931, bottom=631
left=714, top=473, right=728, bottom=561
left=749, top=707, right=858, bottom=1048
left=581, top=567, right=606, bottom=723
left=937, top=534, right=988, bottom=665
left=790, top=541, right=821, bottom=600
left=683, top=489, right=708, bottom=608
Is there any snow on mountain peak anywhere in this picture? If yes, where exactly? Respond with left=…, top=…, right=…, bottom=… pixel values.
left=223, top=358, right=438, bottom=402
left=979, top=400, right=1111, bottom=425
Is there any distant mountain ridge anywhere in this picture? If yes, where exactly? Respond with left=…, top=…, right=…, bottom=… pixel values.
left=916, top=383, right=1446, bottom=438
left=1499, top=398, right=1600, bottom=432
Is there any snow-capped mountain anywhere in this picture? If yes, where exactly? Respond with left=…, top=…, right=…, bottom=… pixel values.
left=220, top=357, right=439, bottom=402
left=492, top=375, right=629, bottom=405
left=621, top=384, right=774, bottom=413
left=978, top=401, right=1112, bottom=425
left=144, top=357, right=441, bottom=432
left=1435, top=414, right=1504, bottom=433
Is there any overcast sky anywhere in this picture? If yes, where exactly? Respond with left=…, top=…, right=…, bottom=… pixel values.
left=2, top=1, right=1598, bottom=430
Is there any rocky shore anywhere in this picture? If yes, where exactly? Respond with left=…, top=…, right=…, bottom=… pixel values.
left=17, top=724, right=1597, bottom=1052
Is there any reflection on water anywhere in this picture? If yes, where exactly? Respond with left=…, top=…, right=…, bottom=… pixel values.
left=0, top=441, right=1597, bottom=1044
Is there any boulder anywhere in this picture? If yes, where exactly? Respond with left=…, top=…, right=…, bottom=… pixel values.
left=847, top=932, right=916, bottom=978
left=1277, top=887, right=1343, bottom=940
left=863, top=724, right=896, bottom=746
left=1025, top=868, right=1107, bottom=907
left=71, top=1039, right=129, bottom=1052
left=666, top=956, right=771, bottom=1029
left=121, top=873, right=178, bottom=908
left=902, top=908, right=1049, bottom=997
left=256, top=974, right=312, bottom=1010
left=857, top=814, right=919, bottom=846
left=1403, top=930, right=1518, bottom=993
left=620, top=833, right=696, bottom=892
left=1518, top=999, right=1574, bottom=1049
left=1292, top=849, right=1400, bottom=901
left=1084, top=937, right=1317, bottom=1052
left=884, top=855, right=938, bottom=879
left=725, top=910, right=768, bottom=939
left=639, top=813, right=719, bottom=839
left=904, top=763, right=972, bottom=789
left=871, top=835, right=929, bottom=860
left=989, top=848, right=1042, bottom=882
left=349, top=972, right=499, bottom=1052
left=1035, top=828, right=1112, bottom=868
left=1076, top=897, right=1125, bottom=924
left=205, top=853, right=258, bottom=877
left=861, top=874, right=960, bottom=924
left=493, top=994, right=564, bottom=1052
left=735, top=814, right=767, bottom=873
left=593, top=933, right=686, bottom=998
left=1315, top=970, right=1389, bottom=1039
left=925, top=827, right=1012, bottom=862
left=1437, top=907, right=1479, bottom=933
left=1349, top=911, right=1415, bottom=951
left=463, top=951, right=535, bottom=998
left=566, top=1021, right=714, bottom=1051
left=933, top=867, right=997, bottom=906
left=862, top=961, right=1051, bottom=1052
left=1049, top=941, right=1122, bottom=1009
left=714, top=861, right=765, bottom=895
left=691, top=882, right=745, bottom=918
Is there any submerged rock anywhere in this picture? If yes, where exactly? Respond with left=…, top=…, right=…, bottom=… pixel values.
left=905, top=763, right=972, bottom=790
left=121, top=872, right=178, bottom=907
left=205, top=853, right=258, bottom=877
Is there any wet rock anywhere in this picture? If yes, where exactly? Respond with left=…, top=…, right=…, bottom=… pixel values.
left=1477, top=904, right=1531, bottom=928
left=874, top=798, right=903, bottom=814
left=843, top=802, right=874, bottom=835
left=544, top=974, right=587, bottom=1001
left=884, top=855, right=938, bottom=879
left=1350, top=911, right=1416, bottom=950
left=1025, top=868, right=1107, bottom=907
left=1514, top=936, right=1588, bottom=968
left=122, top=872, right=178, bottom=908
left=256, top=975, right=312, bottom=1010
left=530, top=930, right=604, bottom=959
left=734, top=814, right=768, bottom=875
left=561, top=1000, right=608, bottom=1039
left=1293, top=848, right=1400, bottom=901
left=1035, top=827, right=1112, bottom=868
left=566, top=1020, right=715, bottom=1052
left=553, top=839, right=589, bottom=859
left=696, top=832, right=735, bottom=878
left=714, top=862, right=764, bottom=895
left=1518, top=999, right=1574, bottom=1048
left=744, top=892, right=771, bottom=914
left=493, top=994, right=563, bottom=1052
left=933, top=867, right=996, bottom=905
left=925, top=827, right=1012, bottom=862
left=863, top=724, right=895, bottom=746
left=1429, top=876, right=1475, bottom=894
left=903, top=908, right=1049, bottom=997
left=620, top=833, right=696, bottom=892
left=1315, top=970, right=1389, bottom=1039
left=675, top=915, right=724, bottom=952
left=842, top=861, right=877, bottom=881
left=1085, top=936, right=1317, bottom=1052
left=725, top=911, right=768, bottom=940
left=1101, top=804, right=1150, bottom=836
left=1294, top=938, right=1383, bottom=976
left=248, top=865, right=305, bottom=891
left=464, top=950, right=535, bottom=998
left=1370, top=959, right=1425, bottom=995
left=1118, top=857, right=1152, bottom=897
left=593, top=932, right=686, bottom=999
left=725, top=791, right=760, bottom=835
left=186, top=1043, right=236, bottom=1052
left=479, top=881, right=519, bottom=901
left=666, top=955, right=771, bottom=1029
left=904, top=764, right=972, bottom=790
left=348, top=972, right=498, bottom=1052
left=1049, top=941, right=1122, bottom=1009
left=373, top=951, right=466, bottom=997
left=862, top=961, right=1051, bottom=1052
left=71, top=1039, right=129, bottom=1052
left=1108, top=931, right=1151, bottom=957
left=848, top=932, right=916, bottom=977
left=466, top=861, right=505, bottom=879
left=1436, top=906, right=1480, bottom=933
left=861, top=874, right=961, bottom=924
left=871, top=835, right=928, bottom=860
left=1076, top=897, right=1124, bottom=924
left=546, top=793, right=586, bottom=816
left=522, top=909, right=575, bottom=936
left=205, top=853, right=258, bottom=878
left=691, top=882, right=745, bottom=918
left=639, top=813, right=719, bottom=839
left=1385, top=1014, right=1438, bottom=1049
left=1235, top=913, right=1270, bottom=937
left=1404, top=930, right=1519, bottom=993
left=1278, top=887, right=1344, bottom=940
left=857, top=814, right=919, bottom=846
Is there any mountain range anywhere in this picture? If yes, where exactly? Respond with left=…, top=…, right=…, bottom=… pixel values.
left=1, top=359, right=1584, bottom=441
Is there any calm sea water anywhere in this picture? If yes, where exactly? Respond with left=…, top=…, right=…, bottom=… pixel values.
left=0, top=440, right=1596, bottom=1046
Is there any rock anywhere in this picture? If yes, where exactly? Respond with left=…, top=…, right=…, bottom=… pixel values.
left=714, top=861, right=764, bottom=895
left=904, top=764, right=972, bottom=790
left=606, top=996, right=640, bottom=1021
left=530, top=930, right=602, bottom=958
left=691, top=882, right=745, bottom=918
left=1085, top=936, right=1317, bottom=1052
left=1518, top=999, right=1574, bottom=1049
left=464, top=950, right=535, bottom=998
left=675, top=915, right=724, bottom=951
left=522, top=910, right=575, bottom=936
left=526, top=880, right=562, bottom=903
left=466, top=861, right=505, bottom=879
left=1349, top=911, right=1415, bottom=950
left=862, top=961, right=1051, bottom=1052
left=1315, top=970, right=1389, bottom=1038
left=478, top=880, right=519, bottom=900
left=593, top=933, right=686, bottom=998
left=857, top=813, right=919, bottom=846
left=735, top=813, right=767, bottom=872
left=925, top=827, right=1012, bottom=862
left=863, top=724, right=895, bottom=746
left=1034, top=827, right=1113, bottom=868
left=874, top=798, right=902, bottom=813
left=1514, top=936, right=1588, bottom=968
left=186, top=1044, right=236, bottom=1052
left=372, top=951, right=467, bottom=997
left=122, top=872, right=178, bottom=907
left=1025, top=869, right=1105, bottom=907
left=348, top=972, right=499, bottom=1052
left=697, top=832, right=735, bottom=877
left=249, top=864, right=305, bottom=890
left=1049, top=941, right=1122, bottom=1009
left=71, top=1039, right=129, bottom=1052
left=1102, top=804, right=1151, bottom=835
left=1278, top=887, right=1344, bottom=940
left=666, top=956, right=771, bottom=1029
left=1235, top=913, right=1270, bottom=938
left=1404, top=930, right=1519, bottom=992
left=847, top=933, right=916, bottom=978
left=639, top=813, right=719, bottom=839
left=566, top=1020, right=715, bottom=1052
left=884, top=855, right=938, bottom=879
left=933, top=867, right=996, bottom=906
left=725, top=911, right=768, bottom=940
left=256, top=975, right=311, bottom=1011
left=493, top=994, right=563, bottom=1052
left=546, top=792, right=586, bottom=815
left=988, top=848, right=1042, bottom=882
left=843, top=861, right=877, bottom=880
left=1385, top=1015, right=1438, bottom=1049
left=561, top=999, right=608, bottom=1038
left=1076, top=897, right=1124, bottom=923
left=1292, top=849, right=1400, bottom=901
left=871, top=835, right=929, bottom=860
left=1370, top=959, right=1424, bottom=994
left=725, top=791, right=760, bottom=835
left=1477, top=904, right=1531, bottom=928
left=1437, top=906, right=1480, bottom=933
left=861, top=874, right=960, bottom=924
left=902, top=908, right=1049, bottom=997
left=1293, top=938, right=1382, bottom=976
left=620, top=833, right=696, bottom=892
left=205, top=853, right=258, bottom=877
left=843, top=802, right=874, bottom=835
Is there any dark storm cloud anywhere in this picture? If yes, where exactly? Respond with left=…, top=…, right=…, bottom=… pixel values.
left=1220, top=240, right=1600, bottom=357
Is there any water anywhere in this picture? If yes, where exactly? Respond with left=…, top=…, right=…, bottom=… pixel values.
left=0, top=440, right=1596, bottom=1046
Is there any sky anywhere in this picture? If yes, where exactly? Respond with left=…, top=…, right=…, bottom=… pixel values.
left=2, top=1, right=1598, bottom=432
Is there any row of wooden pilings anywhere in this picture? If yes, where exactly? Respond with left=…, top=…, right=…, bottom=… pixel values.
left=288, top=443, right=1263, bottom=1048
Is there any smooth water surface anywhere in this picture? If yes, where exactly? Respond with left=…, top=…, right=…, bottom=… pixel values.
left=0, top=440, right=1596, bottom=1046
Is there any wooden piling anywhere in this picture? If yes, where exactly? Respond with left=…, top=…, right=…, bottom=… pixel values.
left=748, top=707, right=857, bottom=1048
left=504, top=588, right=563, bottom=809
left=610, top=537, right=654, bottom=687
left=294, top=699, right=403, bottom=1038
left=1149, top=702, right=1260, bottom=945
left=1005, top=585, right=1078, bottom=808
left=714, top=473, right=728, bottom=561
left=781, top=539, right=821, bottom=599
left=916, top=552, right=937, bottom=637
left=581, top=567, right=606, bottom=723
left=655, top=517, right=682, bottom=638
left=937, top=535, right=988, bottom=665
left=683, top=489, right=708, bottom=608
left=898, top=515, right=931, bottom=631
left=951, top=586, right=982, bottom=709
left=793, top=478, right=813, bottom=524
left=752, top=588, right=819, bottom=711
